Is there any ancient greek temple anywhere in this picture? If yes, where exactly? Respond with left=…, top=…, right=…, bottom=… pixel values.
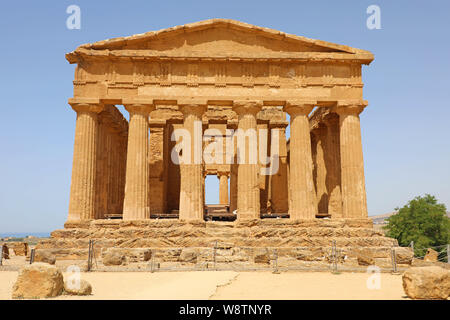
left=65, top=19, right=373, bottom=223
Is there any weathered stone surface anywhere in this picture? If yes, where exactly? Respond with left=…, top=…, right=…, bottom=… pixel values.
left=37, top=217, right=399, bottom=268
left=402, top=267, right=450, bottom=300
left=373, top=258, right=392, bottom=268
left=102, top=248, right=151, bottom=263
left=179, top=248, right=198, bottom=263
left=2, top=244, right=9, bottom=259
left=424, top=248, right=439, bottom=262
left=357, top=255, right=374, bottom=266
left=12, top=263, right=64, bottom=299
left=11, top=242, right=28, bottom=256
left=102, top=249, right=126, bottom=266
left=284, top=103, right=317, bottom=219
left=395, top=247, right=414, bottom=265
left=34, top=250, right=56, bottom=265
left=254, top=253, right=271, bottom=264
left=411, top=258, right=450, bottom=269
left=64, top=279, right=92, bottom=296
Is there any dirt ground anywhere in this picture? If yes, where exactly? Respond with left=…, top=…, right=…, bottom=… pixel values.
left=0, top=270, right=408, bottom=300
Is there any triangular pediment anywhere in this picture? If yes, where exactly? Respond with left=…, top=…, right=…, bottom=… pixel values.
left=67, top=19, right=373, bottom=63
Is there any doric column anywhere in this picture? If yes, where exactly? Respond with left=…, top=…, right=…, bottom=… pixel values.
left=122, top=102, right=154, bottom=220
left=233, top=100, right=262, bottom=220
left=68, top=102, right=104, bottom=221
left=228, top=122, right=238, bottom=214
left=323, top=114, right=343, bottom=218
left=217, top=171, right=229, bottom=205
left=178, top=104, right=207, bottom=221
left=311, top=125, right=328, bottom=214
left=284, top=102, right=317, bottom=220
left=268, top=123, right=289, bottom=214
left=334, top=102, right=368, bottom=218
left=95, top=115, right=108, bottom=219
left=118, top=132, right=127, bottom=214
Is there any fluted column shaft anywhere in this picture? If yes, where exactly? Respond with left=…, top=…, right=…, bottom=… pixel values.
left=234, top=101, right=262, bottom=220
left=336, top=105, right=368, bottom=218
left=218, top=172, right=229, bottom=205
left=179, top=105, right=207, bottom=221
left=324, top=116, right=343, bottom=218
left=122, top=104, right=153, bottom=220
left=68, top=103, right=103, bottom=221
left=284, top=103, right=317, bottom=219
left=95, top=117, right=108, bottom=219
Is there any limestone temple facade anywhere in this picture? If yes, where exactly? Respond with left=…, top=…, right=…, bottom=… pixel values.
left=38, top=20, right=406, bottom=268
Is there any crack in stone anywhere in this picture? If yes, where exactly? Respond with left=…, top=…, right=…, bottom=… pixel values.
left=208, top=273, right=240, bottom=299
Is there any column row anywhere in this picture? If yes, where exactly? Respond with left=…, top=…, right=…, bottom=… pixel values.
left=67, top=100, right=368, bottom=222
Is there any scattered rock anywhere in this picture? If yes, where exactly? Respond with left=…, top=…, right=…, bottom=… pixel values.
left=355, top=248, right=376, bottom=266
left=2, top=244, right=9, bottom=259
left=102, top=249, right=126, bottom=266
left=254, top=253, right=271, bottom=264
left=12, top=242, right=28, bottom=256
left=12, top=263, right=64, bottom=299
left=296, top=248, right=324, bottom=262
left=357, top=254, right=374, bottom=266
left=34, top=250, right=56, bottom=265
left=178, top=248, right=198, bottom=263
left=64, top=279, right=92, bottom=296
left=395, top=247, right=414, bottom=265
left=402, top=266, right=450, bottom=300
left=424, top=248, right=438, bottom=262
left=102, top=248, right=151, bottom=265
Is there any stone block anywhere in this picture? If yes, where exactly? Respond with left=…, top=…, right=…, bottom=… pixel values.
left=34, top=250, right=56, bottom=265
left=64, top=279, right=92, bottom=296
left=402, top=266, right=450, bottom=300
left=424, top=248, right=438, bottom=262
left=12, top=263, right=64, bottom=299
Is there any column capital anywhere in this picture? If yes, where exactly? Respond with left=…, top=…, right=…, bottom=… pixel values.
left=217, top=170, right=229, bottom=178
left=284, top=101, right=316, bottom=116
left=70, top=103, right=104, bottom=114
left=233, top=100, right=262, bottom=115
left=333, top=100, right=368, bottom=115
left=124, top=104, right=155, bottom=115
left=178, top=104, right=207, bottom=118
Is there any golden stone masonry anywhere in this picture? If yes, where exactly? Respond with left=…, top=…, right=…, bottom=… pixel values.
left=37, top=20, right=405, bottom=268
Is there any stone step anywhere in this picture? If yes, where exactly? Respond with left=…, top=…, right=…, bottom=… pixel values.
left=50, top=227, right=383, bottom=239
left=63, top=218, right=374, bottom=230
left=35, top=245, right=404, bottom=263
left=37, top=236, right=397, bottom=250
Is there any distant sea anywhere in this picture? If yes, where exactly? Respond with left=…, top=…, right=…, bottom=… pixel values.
left=0, top=232, right=50, bottom=238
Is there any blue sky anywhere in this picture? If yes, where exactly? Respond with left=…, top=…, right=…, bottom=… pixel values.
left=0, top=0, right=449, bottom=233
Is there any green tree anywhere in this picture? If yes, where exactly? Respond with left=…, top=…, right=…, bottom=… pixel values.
left=383, top=194, right=450, bottom=259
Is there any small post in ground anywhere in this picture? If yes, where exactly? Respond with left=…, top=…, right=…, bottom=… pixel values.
left=87, top=240, right=93, bottom=272
left=447, top=244, right=450, bottom=264
left=150, top=253, right=155, bottom=273
left=390, top=248, right=399, bottom=274
left=272, top=249, right=280, bottom=274
left=213, top=240, right=217, bottom=270
left=29, top=248, right=35, bottom=264
left=331, top=240, right=338, bottom=274
left=0, top=246, right=3, bottom=266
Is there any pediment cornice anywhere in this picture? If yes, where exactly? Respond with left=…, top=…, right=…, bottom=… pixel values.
left=66, top=19, right=374, bottom=65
